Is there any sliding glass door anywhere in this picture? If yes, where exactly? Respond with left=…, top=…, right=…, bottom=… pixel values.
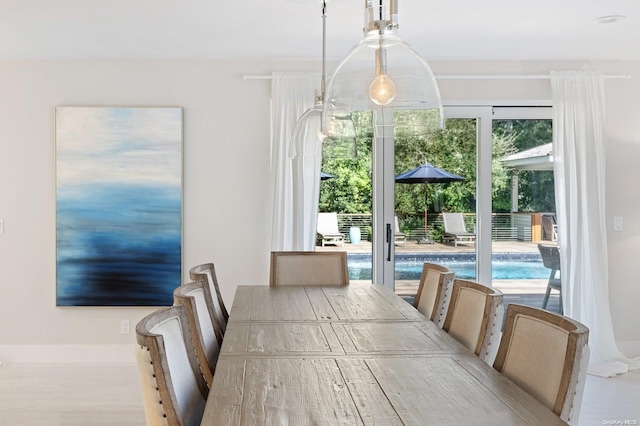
left=374, top=106, right=493, bottom=292
left=320, top=106, right=497, bottom=294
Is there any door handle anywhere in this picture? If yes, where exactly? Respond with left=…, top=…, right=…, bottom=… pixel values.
left=386, top=223, right=392, bottom=261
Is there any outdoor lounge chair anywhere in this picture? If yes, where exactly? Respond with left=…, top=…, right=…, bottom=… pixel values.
left=317, top=212, right=344, bottom=247
left=394, top=216, right=407, bottom=247
left=442, top=212, right=476, bottom=247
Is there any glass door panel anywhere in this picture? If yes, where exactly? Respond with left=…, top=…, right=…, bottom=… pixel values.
left=319, top=112, right=374, bottom=284
left=491, top=108, right=558, bottom=312
left=394, top=116, right=478, bottom=302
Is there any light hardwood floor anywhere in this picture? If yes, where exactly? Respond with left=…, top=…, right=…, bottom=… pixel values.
left=0, top=363, right=145, bottom=426
left=0, top=362, right=638, bottom=425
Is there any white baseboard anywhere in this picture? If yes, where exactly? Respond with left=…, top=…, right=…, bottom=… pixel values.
left=618, top=341, right=640, bottom=358
left=0, top=345, right=136, bottom=363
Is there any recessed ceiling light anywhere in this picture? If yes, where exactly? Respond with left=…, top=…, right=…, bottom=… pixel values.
left=594, top=15, right=627, bottom=24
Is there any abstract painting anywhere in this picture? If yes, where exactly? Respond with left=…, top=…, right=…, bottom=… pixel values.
left=55, top=107, right=182, bottom=306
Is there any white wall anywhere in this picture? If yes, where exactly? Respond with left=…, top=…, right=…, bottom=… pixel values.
left=1, top=59, right=639, bottom=362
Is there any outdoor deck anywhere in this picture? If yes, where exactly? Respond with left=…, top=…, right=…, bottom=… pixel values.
left=317, top=239, right=562, bottom=313
left=318, top=239, right=542, bottom=254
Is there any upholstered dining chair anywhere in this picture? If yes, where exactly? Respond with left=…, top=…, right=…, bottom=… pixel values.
left=173, top=281, right=222, bottom=387
left=189, top=263, right=228, bottom=342
left=442, top=278, right=504, bottom=365
left=135, top=305, right=208, bottom=426
left=413, top=262, right=455, bottom=328
left=493, top=304, right=589, bottom=425
left=269, top=251, right=349, bottom=286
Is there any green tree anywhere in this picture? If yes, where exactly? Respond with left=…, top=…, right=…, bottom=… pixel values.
left=395, top=119, right=476, bottom=215
left=319, top=112, right=519, bottom=219
left=493, top=119, right=554, bottom=212
left=319, top=116, right=373, bottom=213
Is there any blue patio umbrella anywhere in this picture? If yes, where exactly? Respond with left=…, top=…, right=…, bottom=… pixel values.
left=395, top=163, right=465, bottom=243
left=320, top=171, right=335, bottom=180
left=395, top=163, right=465, bottom=184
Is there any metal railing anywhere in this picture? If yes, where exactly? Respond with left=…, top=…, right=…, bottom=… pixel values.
left=334, top=212, right=550, bottom=242
left=337, top=214, right=373, bottom=242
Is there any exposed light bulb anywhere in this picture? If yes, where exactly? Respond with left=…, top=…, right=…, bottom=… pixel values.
left=322, top=0, right=444, bottom=136
left=369, top=74, right=396, bottom=105
left=322, top=119, right=336, bottom=138
left=316, top=129, right=328, bottom=142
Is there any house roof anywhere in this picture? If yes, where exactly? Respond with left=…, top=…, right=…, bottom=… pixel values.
left=502, top=143, right=554, bottom=171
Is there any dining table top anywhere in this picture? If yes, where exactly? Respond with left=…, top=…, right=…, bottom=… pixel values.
left=201, top=284, right=566, bottom=425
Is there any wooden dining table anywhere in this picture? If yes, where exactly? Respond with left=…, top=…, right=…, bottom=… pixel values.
left=201, top=284, right=566, bottom=425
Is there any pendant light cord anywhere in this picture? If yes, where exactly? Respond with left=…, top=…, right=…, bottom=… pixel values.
left=320, top=0, right=327, bottom=103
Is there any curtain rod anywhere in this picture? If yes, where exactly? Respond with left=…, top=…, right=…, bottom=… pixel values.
left=243, top=73, right=630, bottom=80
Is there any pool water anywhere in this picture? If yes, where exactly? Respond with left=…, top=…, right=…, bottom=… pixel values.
left=348, top=253, right=549, bottom=281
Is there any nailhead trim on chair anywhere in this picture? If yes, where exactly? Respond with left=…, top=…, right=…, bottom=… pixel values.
left=482, top=300, right=504, bottom=364
left=565, top=344, right=589, bottom=425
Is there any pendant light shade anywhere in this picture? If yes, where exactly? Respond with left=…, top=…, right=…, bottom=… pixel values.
left=323, top=0, right=443, bottom=138
left=289, top=97, right=324, bottom=159
left=290, top=97, right=357, bottom=159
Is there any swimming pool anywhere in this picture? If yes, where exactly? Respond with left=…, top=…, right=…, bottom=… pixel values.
left=348, top=253, right=549, bottom=281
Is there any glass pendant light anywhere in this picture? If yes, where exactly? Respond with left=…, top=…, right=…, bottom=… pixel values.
left=323, top=0, right=443, bottom=138
left=290, top=0, right=356, bottom=160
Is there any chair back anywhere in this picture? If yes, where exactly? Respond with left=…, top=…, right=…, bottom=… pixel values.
left=442, top=212, right=468, bottom=233
left=493, top=304, right=589, bottom=425
left=442, top=279, right=504, bottom=364
left=538, top=244, right=561, bottom=271
left=189, top=263, right=228, bottom=338
left=413, top=262, right=455, bottom=327
left=538, top=243, right=562, bottom=312
left=135, top=305, right=208, bottom=426
left=270, top=251, right=349, bottom=286
left=393, top=215, right=407, bottom=246
left=317, top=212, right=341, bottom=234
left=173, top=281, right=222, bottom=387
left=542, top=214, right=558, bottom=241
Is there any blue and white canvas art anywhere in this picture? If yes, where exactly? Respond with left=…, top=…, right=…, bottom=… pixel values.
left=56, top=107, right=183, bottom=306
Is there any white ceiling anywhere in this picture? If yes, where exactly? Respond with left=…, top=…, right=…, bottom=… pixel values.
left=1, top=0, right=639, bottom=61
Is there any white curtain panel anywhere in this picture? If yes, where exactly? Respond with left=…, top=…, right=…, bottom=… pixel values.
left=270, top=73, right=320, bottom=251
left=290, top=106, right=324, bottom=251
left=551, top=70, right=640, bottom=377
